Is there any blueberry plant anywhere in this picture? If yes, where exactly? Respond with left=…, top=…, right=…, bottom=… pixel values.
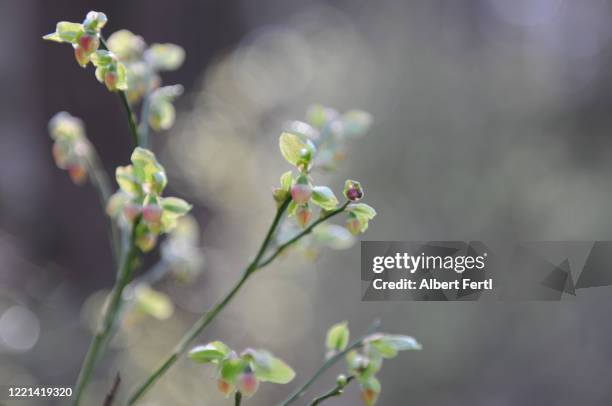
left=44, top=11, right=420, bottom=406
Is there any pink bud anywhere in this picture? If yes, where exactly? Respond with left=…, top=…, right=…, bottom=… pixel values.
left=217, top=378, right=235, bottom=397
left=361, top=388, right=379, bottom=406
left=78, top=33, right=99, bottom=54
left=296, top=205, right=312, bottom=228
left=291, top=183, right=312, bottom=205
left=346, top=216, right=361, bottom=235
left=74, top=46, right=90, bottom=67
left=142, top=205, right=163, bottom=224
left=123, top=204, right=141, bottom=222
left=104, top=70, right=118, bottom=91
left=67, top=164, right=87, bottom=184
left=237, top=372, right=259, bottom=398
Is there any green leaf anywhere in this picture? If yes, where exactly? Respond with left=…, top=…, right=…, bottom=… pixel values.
left=149, top=101, right=176, bottom=131
left=287, top=200, right=298, bottom=217
left=131, top=147, right=167, bottom=193
left=162, top=197, right=192, bottom=215
left=347, top=203, right=376, bottom=220
left=246, top=350, right=295, bottom=384
left=307, top=104, right=334, bottom=129
left=311, top=186, right=338, bottom=210
left=279, top=132, right=306, bottom=166
left=381, top=335, right=422, bottom=351
left=326, top=322, right=350, bottom=352
left=56, top=22, right=84, bottom=43
left=146, top=43, right=185, bottom=71
left=189, top=341, right=231, bottom=363
left=115, top=62, right=128, bottom=91
left=43, top=32, right=63, bottom=42
left=116, top=166, right=140, bottom=195
left=107, top=29, right=145, bottom=60
left=134, top=285, right=174, bottom=319
left=220, top=357, right=247, bottom=382
left=280, top=171, right=293, bottom=192
left=91, top=50, right=114, bottom=67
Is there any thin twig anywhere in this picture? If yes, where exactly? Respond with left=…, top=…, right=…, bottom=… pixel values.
left=280, top=320, right=380, bottom=406
left=102, top=373, right=121, bottom=406
left=73, top=219, right=141, bottom=406
left=234, top=391, right=242, bottom=406
left=99, top=37, right=140, bottom=148
left=310, top=376, right=354, bottom=406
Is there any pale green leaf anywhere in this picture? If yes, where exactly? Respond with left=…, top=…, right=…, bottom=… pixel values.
left=189, top=341, right=231, bottom=363
left=347, top=203, right=376, bottom=220
left=326, top=322, right=350, bottom=352
left=280, top=171, right=293, bottom=192
left=56, top=22, right=84, bottom=43
left=146, top=43, right=185, bottom=71
left=311, top=186, right=338, bottom=210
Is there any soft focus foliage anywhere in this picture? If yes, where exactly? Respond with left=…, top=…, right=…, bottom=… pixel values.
left=48, top=112, right=92, bottom=184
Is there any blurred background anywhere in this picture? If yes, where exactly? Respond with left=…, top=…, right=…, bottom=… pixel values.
left=2, top=0, right=612, bottom=404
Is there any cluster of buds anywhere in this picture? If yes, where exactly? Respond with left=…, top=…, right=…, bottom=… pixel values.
left=43, top=11, right=106, bottom=67
left=275, top=126, right=376, bottom=237
left=106, top=148, right=192, bottom=252
left=43, top=11, right=128, bottom=92
left=284, top=104, right=372, bottom=171
left=48, top=112, right=92, bottom=184
left=189, top=342, right=295, bottom=399
left=324, top=322, right=422, bottom=406
left=107, top=29, right=185, bottom=128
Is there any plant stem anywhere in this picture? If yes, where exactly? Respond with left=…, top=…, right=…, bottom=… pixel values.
left=99, top=37, right=141, bottom=148
left=73, top=221, right=141, bottom=406
left=310, top=376, right=354, bottom=406
left=280, top=320, right=380, bottom=406
left=127, top=198, right=291, bottom=404
left=137, top=68, right=154, bottom=149
left=127, top=199, right=351, bottom=404
left=255, top=201, right=350, bottom=270
left=83, top=146, right=120, bottom=260
left=235, top=392, right=243, bottom=406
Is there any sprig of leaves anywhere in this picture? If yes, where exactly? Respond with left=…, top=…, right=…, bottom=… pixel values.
left=189, top=342, right=295, bottom=399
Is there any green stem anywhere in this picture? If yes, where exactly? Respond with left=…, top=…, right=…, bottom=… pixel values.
left=280, top=320, right=380, bottom=406
left=255, top=201, right=350, bottom=270
left=235, top=391, right=243, bottom=406
left=310, top=376, right=354, bottom=406
left=99, top=37, right=141, bottom=148
left=73, top=220, right=141, bottom=405
left=83, top=146, right=120, bottom=260
left=137, top=68, right=154, bottom=149
left=127, top=198, right=291, bottom=404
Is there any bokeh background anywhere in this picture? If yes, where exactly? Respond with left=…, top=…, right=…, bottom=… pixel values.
left=2, top=0, right=612, bottom=404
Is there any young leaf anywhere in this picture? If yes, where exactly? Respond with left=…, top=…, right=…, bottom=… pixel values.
left=245, top=350, right=295, bottom=384
left=146, top=43, right=185, bottom=71
left=381, top=335, right=422, bottom=351
left=347, top=203, right=376, bottom=220
left=56, top=22, right=84, bottom=43
left=326, top=321, right=350, bottom=352
left=279, top=132, right=307, bottom=166
left=280, top=171, right=293, bottom=192
left=189, top=341, right=231, bottom=363
left=161, top=197, right=192, bottom=215
left=311, top=186, right=339, bottom=210
left=341, top=110, right=372, bottom=138
left=134, top=286, right=174, bottom=320
left=220, top=357, right=248, bottom=382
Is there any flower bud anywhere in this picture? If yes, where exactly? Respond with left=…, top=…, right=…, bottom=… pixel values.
left=272, top=187, right=288, bottom=205
left=291, top=183, right=312, bottom=205
left=74, top=45, right=90, bottom=67
left=78, top=33, right=99, bottom=54
left=142, top=204, right=163, bottom=224
left=361, top=388, right=379, bottom=406
left=123, top=203, right=142, bottom=222
left=346, top=215, right=361, bottom=236
left=343, top=180, right=363, bottom=201
left=336, top=374, right=347, bottom=387
left=67, top=163, right=87, bottom=184
left=136, top=232, right=157, bottom=252
left=237, top=371, right=259, bottom=398
left=296, top=205, right=312, bottom=228
left=104, top=69, right=119, bottom=91
left=216, top=378, right=235, bottom=397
